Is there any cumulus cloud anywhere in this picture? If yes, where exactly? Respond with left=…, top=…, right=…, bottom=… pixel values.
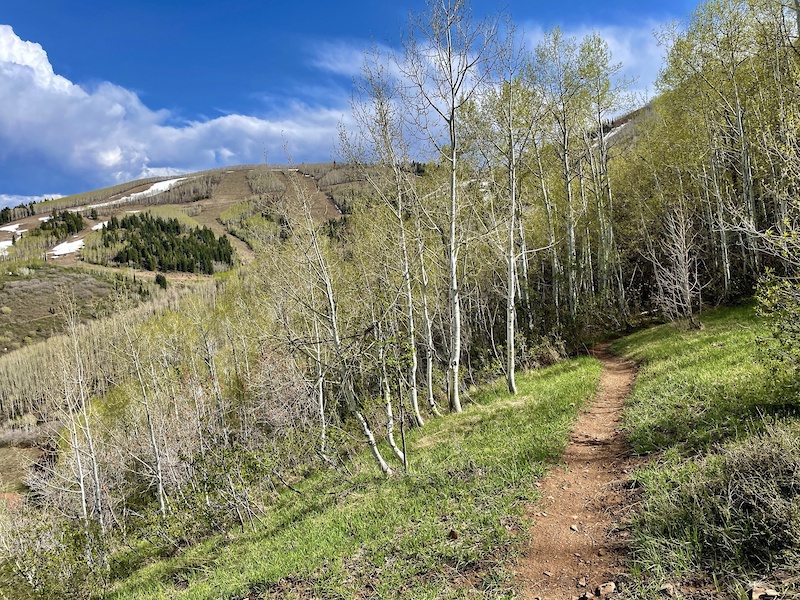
left=0, top=25, right=73, bottom=93
left=0, top=20, right=667, bottom=197
left=0, top=25, right=347, bottom=195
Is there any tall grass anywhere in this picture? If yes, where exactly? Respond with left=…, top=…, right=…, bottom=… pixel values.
left=105, top=357, right=602, bottom=599
left=613, top=305, right=800, bottom=597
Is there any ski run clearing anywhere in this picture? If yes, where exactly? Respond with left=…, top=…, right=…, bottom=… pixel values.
left=86, top=178, right=186, bottom=210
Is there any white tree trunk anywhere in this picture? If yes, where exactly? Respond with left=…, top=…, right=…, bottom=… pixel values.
left=447, top=142, right=462, bottom=413
left=416, top=215, right=442, bottom=417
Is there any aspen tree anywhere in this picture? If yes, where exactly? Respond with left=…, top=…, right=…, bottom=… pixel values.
left=61, top=292, right=106, bottom=540
left=414, top=208, right=443, bottom=416
left=476, top=22, right=541, bottom=394
left=399, top=0, right=498, bottom=412
left=347, top=49, right=428, bottom=424
left=658, top=1, right=763, bottom=276
left=119, top=318, right=168, bottom=518
left=579, top=32, right=632, bottom=318
left=280, top=171, right=394, bottom=475
left=535, top=28, right=588, bottom=316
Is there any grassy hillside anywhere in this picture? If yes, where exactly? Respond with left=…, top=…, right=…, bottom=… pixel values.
left=105, top=358, right=602, bottom=599
left=0, top=165, right=348, bottom=353
left=613, top=305, right=800, bottom=598
left=0, top=265, right=133, bottom=356
left=1, top=157, right=797, bottom=600
left=0, top=165, right=346, bottom=270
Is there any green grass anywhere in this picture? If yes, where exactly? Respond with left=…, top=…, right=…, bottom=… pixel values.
left=613, top=304, right=800, bottom=597
left=140, top=206, right=203, bottom=228
left=219, top=201, right=254, bottom=225
left=105, top=357, right=602, bottom=599
left=613, top=304, right=798, bottom=456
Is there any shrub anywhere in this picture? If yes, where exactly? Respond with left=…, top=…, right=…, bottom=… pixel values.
left=633, top=422, right=800, bottom=581
left=0, top=509, right=106, bottom=600
left=757, top=273, right=800, bottom=368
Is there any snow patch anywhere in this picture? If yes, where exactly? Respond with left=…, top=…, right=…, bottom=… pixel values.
left=38, top=216, right=51, bottom=222
left=87, top=178, right=186, bottom=210
left=0, top=224, right=21, bottom=232
left=49, top=239, right=84, bottom=257
left=91, top=221, right=108, bottom=231
left=0, top=240, right=12, bottom=256
left=603, top=122, right=628, bottom=143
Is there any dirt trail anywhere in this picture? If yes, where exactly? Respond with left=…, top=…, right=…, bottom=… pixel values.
left=515, top=342, right=639, bottom=599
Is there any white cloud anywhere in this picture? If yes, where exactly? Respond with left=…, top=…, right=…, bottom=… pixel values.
left=311, top=40, right=407, bottom=85
left=0, top=193, right=63, bottom=209
left=312, top=41, right=371, bottom=78
left=585, top=22, right=666, bottom=101
left=0, top=25, right=347, bottom=194
left=523, top=20, right=667, bottom=102
left=0, top=20, right=667, bottom=199
left=314, top=21, right=665, bottom=127
left=0, top=24, right=74, bottom=93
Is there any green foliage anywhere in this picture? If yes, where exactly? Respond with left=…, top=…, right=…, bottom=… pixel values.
left=321, top=216, right=351, bottom=241
left=101, top=357, right=601, bottom=599
left=0, top=512, right=107, bottom=600
left=218, top=201, right=286, bottom=249
left=30, top=210, right=84, bottom=241
left=218, top=201, right=253, bottom=225
left=757, top=273, right=800, bottom=370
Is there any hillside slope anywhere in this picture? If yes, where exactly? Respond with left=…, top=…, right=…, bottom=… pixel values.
left=0, top=164, right=345, bottom=271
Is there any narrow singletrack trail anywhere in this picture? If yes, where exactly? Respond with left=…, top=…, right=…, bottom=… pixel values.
left=515, top=342, right=639, bottom=599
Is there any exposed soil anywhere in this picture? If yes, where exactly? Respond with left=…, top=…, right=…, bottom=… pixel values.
left=283, top=170, right=343, bottom=221
left=515, top=342, right=640, bottom=599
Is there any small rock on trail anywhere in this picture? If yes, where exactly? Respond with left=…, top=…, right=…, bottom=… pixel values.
left=514, top=342, right=639, bottom=599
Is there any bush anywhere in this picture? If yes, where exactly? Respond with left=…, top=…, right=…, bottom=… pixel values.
left=633, top=422, right=800, bottom=582
left=757, top=273, right=800, bottom=368
left=0, top=509, right=106, bottom=600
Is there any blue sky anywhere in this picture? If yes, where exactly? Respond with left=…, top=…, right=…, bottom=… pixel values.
left=0, top=0, right=698, bottom=205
